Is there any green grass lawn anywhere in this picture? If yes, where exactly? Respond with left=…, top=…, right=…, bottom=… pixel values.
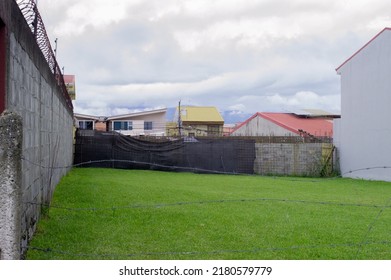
left=26, top=168, right=391, bottom=260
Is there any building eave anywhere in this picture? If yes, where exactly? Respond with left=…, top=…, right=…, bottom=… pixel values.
left=106, top=108, right=167, bottom=121
left=74, top=113, right=101, bottom=121
left=229, top=112, right=260, bottom=134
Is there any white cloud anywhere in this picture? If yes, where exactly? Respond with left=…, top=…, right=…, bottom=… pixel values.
left=51, top=0, right=142, bottom=36
left=174, top=17, right=302, bottom=53
left=228, top=104, right=246, bottom=112
left=266, top=91, right=340, bottom=112
left=36, top=0, right=391, bottom=117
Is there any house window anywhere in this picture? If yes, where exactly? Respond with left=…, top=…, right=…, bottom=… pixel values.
left=144, top=121, right=153, bottom=130
left=208, top=125, right=220, bottom=136
left=78, top=120, right=94, bottom=130
left=113, top=121, right=133, bottom=131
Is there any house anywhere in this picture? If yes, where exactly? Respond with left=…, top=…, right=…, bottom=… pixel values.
left=223, top=123, right=238, bottom=136
left=74, top=113, right=106, bottom=131
left=334, top=27, right=391, bottom=181
left=171, top=106, right=224, bottom=137
left=107, top=108, right=167, bottom=136
left=74, top=108, right=167, bottom=136
left=231, top=111, right=334, bottom=137
left=64, top=75, right=76, bottom=100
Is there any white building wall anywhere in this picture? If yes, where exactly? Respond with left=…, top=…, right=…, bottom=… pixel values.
left=232, top=115, right=297, bottom=136
left=336, top=29, right=391, bottom=181
left=111, top=111, right=166, bottom=136
left=117, top=120, right=144, bottom=136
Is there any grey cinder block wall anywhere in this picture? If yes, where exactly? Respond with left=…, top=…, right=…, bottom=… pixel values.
left=254, top=143, right=333, bottom=176
left=0, top=0, right=74, bottom=259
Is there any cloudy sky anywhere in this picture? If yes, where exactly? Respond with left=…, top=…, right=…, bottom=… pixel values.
left=37, top=0, right=391, bottom=117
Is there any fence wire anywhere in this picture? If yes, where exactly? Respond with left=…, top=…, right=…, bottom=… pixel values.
left=15, top=0, right=73, bottom=110
left=23, top=240, right=391, bottom=259
left=21, top=157, right=391, bottom=259
left=355, top=197, right=391, bottom=257
left=24, top=196, right=391, bottom=213
left=21, top=156, right=391, bottom=179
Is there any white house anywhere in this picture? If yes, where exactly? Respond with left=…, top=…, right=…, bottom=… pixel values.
left=74, top=113, right=101, bottom=130
left=334, top=27, right=391, bottom=181
left=107, top=108, right=167, bottom=136
left=74, top=108, right=167, bottom=136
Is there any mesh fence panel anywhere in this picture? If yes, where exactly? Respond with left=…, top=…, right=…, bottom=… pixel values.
left=74, top=131, right=256, bottom=174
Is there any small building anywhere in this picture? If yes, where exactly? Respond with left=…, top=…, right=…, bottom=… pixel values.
left=74, top=108, right=167, bottom=136
left=231, top=111, right=334, bottom=137
left=74, top=113, right=106, bottom=131
left=64, top=75, right=76, bottom=100
left=107, top=108, right=166, bottom=136
left=334, top=27, right=391, bottom=181
left=172, top=106, right=224, bottom=137
left=223, top=123, right=238, bottom=136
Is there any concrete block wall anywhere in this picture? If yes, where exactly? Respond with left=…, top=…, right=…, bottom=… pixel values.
left=6, top=33, right=74, bottom=257
left=0, top=0, right=73, bottom=259
left=254, top=143, right=333, bottom=176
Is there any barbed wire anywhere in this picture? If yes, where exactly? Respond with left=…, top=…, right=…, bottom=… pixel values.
left=76, top=126, right=334, bottom=141
left=355, top=197, right=391, bottom=257
left=15, top=0, right=73, bottom=111
left=341, top=166, right=391, bottom=177
left=21, top=156, right=391, bottom=259
left=22, top=159, right=391, bottom=260
left=21, top=156, right=391, bottom=181
left=21, top=157, right=242, bottom=175
left=24, top=196, right=391, bottom=213
left=23, top=240, right=391, bottom=259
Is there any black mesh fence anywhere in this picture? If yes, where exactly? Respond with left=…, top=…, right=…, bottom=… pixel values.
left=74, top=130, right=256, bottom=174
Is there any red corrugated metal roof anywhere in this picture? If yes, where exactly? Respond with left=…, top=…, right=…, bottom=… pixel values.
left=336, top=27, right=391, bottom=73
left=260, top=113, right=333, bottom=136
left=232, top=112, right=333, bottom=136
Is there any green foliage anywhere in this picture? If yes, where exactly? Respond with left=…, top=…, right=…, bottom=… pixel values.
left=27, top=168, right=391, bottom=260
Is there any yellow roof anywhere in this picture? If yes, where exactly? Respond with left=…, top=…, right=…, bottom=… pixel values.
left=180, top=106, right=224, bottom=123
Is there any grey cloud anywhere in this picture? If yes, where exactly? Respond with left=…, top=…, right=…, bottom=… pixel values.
left=38, top=0, right=391, bottom=116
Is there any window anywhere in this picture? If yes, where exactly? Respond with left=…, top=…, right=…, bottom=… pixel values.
left=144, top=121, right=153, bottom=130
left=78, top=120, right=93, bottom=130
left=113, top=121, right=133, bottom=131
left=208, top=125, right=220, bottom=136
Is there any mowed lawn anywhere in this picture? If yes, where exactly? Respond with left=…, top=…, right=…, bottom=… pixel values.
left=26, top=168, right=391, bottom=260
